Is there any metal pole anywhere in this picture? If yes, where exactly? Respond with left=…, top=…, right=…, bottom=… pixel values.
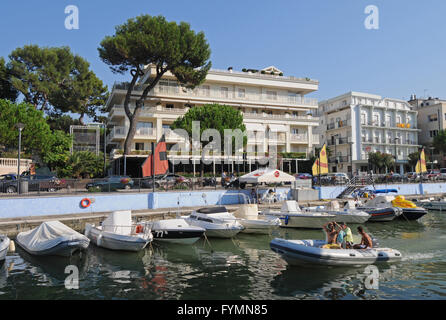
left=394, top=138, right=397, bottom=173
left=124, top=155, right=127, bottom=176
left=349, top=142, right=353, bottom=179
left=152, top=142, right=155, bottom=193
left=430, top=147, right=434, bottom=171
left=18, top=128, right=22, bottom=194
left=103, top=124, right=106, bottom=176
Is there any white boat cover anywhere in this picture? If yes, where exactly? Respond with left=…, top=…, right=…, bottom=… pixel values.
left=281, top=201, right=302, bottom=213
left=102, top=211, right=132, bottom=235
left=233, top=204, right=260, bottom=220
left=239, top=168, right=296, bottom=184
left=363, top=196, right=396, bottom=208
left=17, top=221, right=88, bottom=252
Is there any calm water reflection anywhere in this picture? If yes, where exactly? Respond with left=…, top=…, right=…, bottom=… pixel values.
left=1, top=211, right=445, bottom=300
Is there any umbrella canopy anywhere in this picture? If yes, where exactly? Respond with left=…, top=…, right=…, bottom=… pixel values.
left=239, top=168, right=296, bottom=184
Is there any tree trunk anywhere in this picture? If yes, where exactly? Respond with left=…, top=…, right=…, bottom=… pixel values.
left=124, top=108, right=141, bottom=155
left=122, top=66, right=165, bottom=156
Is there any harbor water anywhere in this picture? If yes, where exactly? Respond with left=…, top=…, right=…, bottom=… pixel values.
left=0, top=210, right=445, bottom=300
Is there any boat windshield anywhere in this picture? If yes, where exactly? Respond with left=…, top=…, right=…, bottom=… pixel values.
left=196, top=207, right=228, bottom=214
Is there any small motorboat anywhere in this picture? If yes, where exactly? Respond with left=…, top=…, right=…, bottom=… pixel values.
left=261, top=201, right=336, bottom=229
left=391, top=196, right=428, bottom=221
left=357, top=196, right=402, bottom=222
left=16, top=221, right=90, bottom=257
left=184, top=207, right=244, bottom=238
left=302, top=200, right=370, bottom=224
left=85, top=211, right=152, bottom=252
left=0, top=235, right=11, bottom=261
left=417, top=198, right=446, bottom=211
left=145, top=219, right=206, bottom=245
left=270, top=238, right=402, bottom=267
left=233, top=204, right=281, bottom=234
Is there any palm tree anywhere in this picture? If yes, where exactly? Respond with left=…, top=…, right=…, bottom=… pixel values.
left=368, top=152, right=394, bottom=173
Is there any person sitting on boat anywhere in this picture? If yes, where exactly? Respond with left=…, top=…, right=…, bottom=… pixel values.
left=336, top=222, right=347, bottom=247
left=339, top=222, right=353, bottom=248
left=322, top=222, right=342, bottom=249
left=353, top=226, right=373, bottom=249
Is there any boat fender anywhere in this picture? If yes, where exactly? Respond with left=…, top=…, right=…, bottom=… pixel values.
left=284, top=215, right=289, bottom=226
left=9, top=240, right=15, bottom=253
left=80, top=198, right=91, bottom=208
left=97, top=234, right=103, bottom=246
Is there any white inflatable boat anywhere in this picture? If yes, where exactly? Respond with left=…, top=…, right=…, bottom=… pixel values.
left=85, top=211, right=152, bottom=252
left=270, top=238, right=402, bottom=267
left=261, top=201, right=336, bottom=229
left=233, top=204, right=281, bottom=234
left=0, top=235, right=10, bottom=261
left=302, top=201, right=370, bottom=224
left=16, top=221, right=90, bottom=257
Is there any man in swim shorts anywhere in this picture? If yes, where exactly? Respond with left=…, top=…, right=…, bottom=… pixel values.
left=323, top=222, right=340, bottom=245
left=353, top=226, right=373, bottom=249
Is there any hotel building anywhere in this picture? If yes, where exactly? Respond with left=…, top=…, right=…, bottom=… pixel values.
left=316, top=92, right=421, bottom=175
left=408, top=95, right=446, bottom=167
left=105, top=65, right=320, bottom=176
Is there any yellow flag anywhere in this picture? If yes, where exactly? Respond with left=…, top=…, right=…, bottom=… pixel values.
left=313, top=144, right=329, bottom=175
left=312, top=157, right=320, bottom=176
left=415, top=149, right=427, bottom=173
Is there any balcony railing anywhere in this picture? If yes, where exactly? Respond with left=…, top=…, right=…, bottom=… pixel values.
left=112, top=82, right=318, bottom=107
left=108, top=126, right=155, bottom=141
left=243, top=112, right=318, bottom=122
left=329, top=156, right=350, bottom=163
left=290, top=133, right=308, bottom=143
left=362, top=121, right=417, bottom=130
left=163, top=128, right=184, bottom=141
left=327, top=119, right=350, bottom=131
left=327, top=137, right=351, bottom=146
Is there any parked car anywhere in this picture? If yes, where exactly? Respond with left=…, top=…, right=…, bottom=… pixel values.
left=384, top=173, right=404, bottom=182
left=426, top=170, right=440, bottom=181
left=86, top=176, right=133, bottom=191
left=405, top=172, right=420, bottom=181
left=295, top=173, right=312, bottom=180
left=141, top=174, right=191, bottom=189
left=21, top=174, right=66, bottom=192
left=322, top=173, right=349, bottom=184
left=0, top=174, right=18, bottom=193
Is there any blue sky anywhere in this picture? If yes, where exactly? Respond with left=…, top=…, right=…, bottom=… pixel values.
left=1, top=0, right=446, bottom=102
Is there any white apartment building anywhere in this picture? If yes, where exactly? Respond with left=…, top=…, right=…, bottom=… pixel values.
left=105, top=65, right=320, bottom=175
left=316, top=92, right=421, bottom=175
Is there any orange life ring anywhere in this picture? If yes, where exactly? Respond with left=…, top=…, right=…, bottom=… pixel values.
left=135, top=225, right=144, bottom=233
left=80, top=198, right=91, bottom=208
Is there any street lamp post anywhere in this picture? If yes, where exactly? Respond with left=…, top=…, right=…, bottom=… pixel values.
left=101, top=123, right=106, bottom=177
left=16, top=123, right=25, bottom=194
left=348, top=141, right=354, bottom=179
left=430, top=146, right=435, bottom=171
left=333, top=134, right=339, bottom=172
left=394, top=137, right=400, bottom=173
